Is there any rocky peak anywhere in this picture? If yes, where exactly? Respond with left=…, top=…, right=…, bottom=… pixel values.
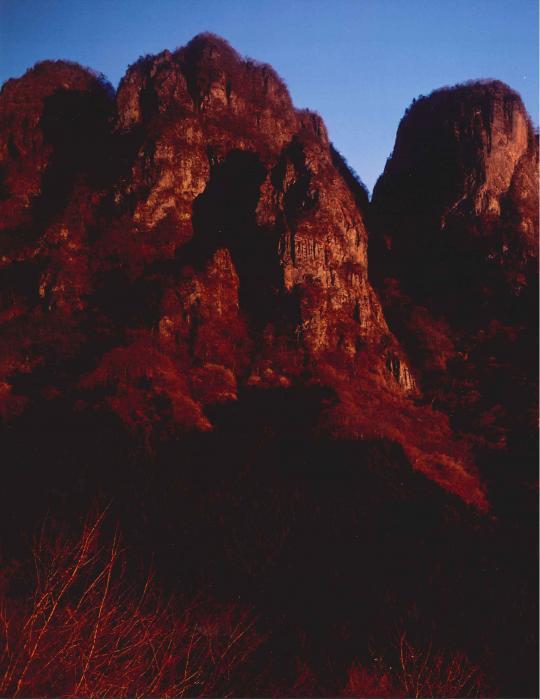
left=369, top=81, right=538, bottom=501
left=375, top=80, right=536, bottom=229
left=371, top=79, right=538, bottom=313
left=111, top=34, right=400, bottom=372
left=0, top=38, right=499, bottom=509
left=0, top=61, right=114, bottom=235
left=117, top=33, right=299, bottom=148
left=178, top=33, right=292, bottom=117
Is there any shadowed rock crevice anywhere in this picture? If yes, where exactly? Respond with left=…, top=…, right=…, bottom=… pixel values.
left=192, top=149, right=301, bottom=331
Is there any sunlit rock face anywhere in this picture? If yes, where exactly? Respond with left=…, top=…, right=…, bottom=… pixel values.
left=111, top=34, right=409, bottom=379
left=2, top=35, right=506, bottom=509
left=370, top=81, right=538, bottom=495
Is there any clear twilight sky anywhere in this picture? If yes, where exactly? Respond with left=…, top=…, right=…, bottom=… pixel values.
left=0, top=0, right=538, bottom=192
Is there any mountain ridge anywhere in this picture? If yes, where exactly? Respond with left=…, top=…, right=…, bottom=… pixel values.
left=1, top=34, right=537, bottom=511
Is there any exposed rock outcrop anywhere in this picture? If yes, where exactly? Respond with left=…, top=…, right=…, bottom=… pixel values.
left=371, top=80, right=538, bottom=309
left=7, top=38, right=533, bottom=509
left=109, top=35, right=407, bottom=375
left=370, top=80, right=538, bottom=506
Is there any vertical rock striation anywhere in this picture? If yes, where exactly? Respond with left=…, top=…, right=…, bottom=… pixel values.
left=1, top=36, right=500, bottom=508
left=108, top=34, right=412, bottom=387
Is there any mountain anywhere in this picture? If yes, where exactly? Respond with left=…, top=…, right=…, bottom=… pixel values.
left=0, top=34, right=538, bottom=697
left=0, top=33, right=497, bottom=507
left=370, top=79, right=538, bottom=511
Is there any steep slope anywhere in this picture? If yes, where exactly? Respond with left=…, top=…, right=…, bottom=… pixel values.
left=370, top=80, right=538, bottom=508
left=0, top=35, right=487, bottom=506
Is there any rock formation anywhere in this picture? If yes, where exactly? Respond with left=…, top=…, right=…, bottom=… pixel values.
left=4, top=37, right=536, bottom=510
left=1, top=48, right=538, bottom=698
left=371, top=80, right=537, bottom=305
left=0, top=35, right=414, bottom=416
left=370, top=80, right=538, bottom=507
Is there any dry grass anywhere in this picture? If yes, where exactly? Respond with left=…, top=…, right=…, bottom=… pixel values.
left=0, top=511, right=261, bottom=698
left=0, top=511, right=493, bottom=699
left=395, top=633, right=486, bottom=698
left=343, top=634, right=487, bottom=698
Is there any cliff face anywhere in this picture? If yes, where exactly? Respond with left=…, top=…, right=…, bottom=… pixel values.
left=370, top=80, right=538, bottom=505
left=7, top=38, right=538, bottom=509
left=110, top=35, right=409, bottom=375
left=371, top=81, right=537, bottom=307
left=0, top=34, right=414, bottom=411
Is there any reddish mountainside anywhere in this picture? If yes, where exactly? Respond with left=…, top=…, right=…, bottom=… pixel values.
left=1, top=36, right=537, bottom=509
left=370, top=80, right=538, bottom=509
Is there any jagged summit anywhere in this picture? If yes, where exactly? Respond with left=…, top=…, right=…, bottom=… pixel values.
left=404, top=78, right=528, bottom=115
left=0, top=58, right=112, bottom=91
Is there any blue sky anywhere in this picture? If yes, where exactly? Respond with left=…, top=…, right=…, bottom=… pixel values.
left=1, top=0, right=538, bottom=192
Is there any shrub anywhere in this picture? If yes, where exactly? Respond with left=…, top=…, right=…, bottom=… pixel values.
left=343, top=634, right=487, bottom=698
left=0, top=512, right=262, bottom=698
left=395, top=633, right=487, bottom=698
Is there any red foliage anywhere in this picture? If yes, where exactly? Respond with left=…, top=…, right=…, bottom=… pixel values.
left=80, top=338, right=211, bottom=439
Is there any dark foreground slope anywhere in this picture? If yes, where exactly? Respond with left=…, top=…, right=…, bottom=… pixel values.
left=0, top=39, right=538, bottom=697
